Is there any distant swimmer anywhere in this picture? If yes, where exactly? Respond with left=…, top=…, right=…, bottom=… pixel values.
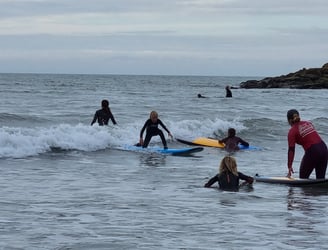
left=139, top=111, right=172, bottom=149
left=219, top=128, right=249, bottom=152
left=91, top=99, right=117, bottom=126
left=286, top=109, right=327, bottom=179
left=197, top=93, right=206, bottom=98
left=225, top=85, right=232, bottom=97
left=204, top=155, right=254, bottom=191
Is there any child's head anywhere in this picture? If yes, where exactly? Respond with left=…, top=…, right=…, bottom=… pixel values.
left=228, top=128, right=236, bottom=137
left=150, top=111, right=158, bottom=122
left=219, top=155, right=238, bottom=176
left=101, top=99, right=109, bottom=108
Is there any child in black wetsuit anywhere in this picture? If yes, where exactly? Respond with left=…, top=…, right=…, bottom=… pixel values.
left=139, top=111, right=172, bottom=149
left=204, top=155, right=253, bottom=191
left=219, top=128, right=249, bottom=152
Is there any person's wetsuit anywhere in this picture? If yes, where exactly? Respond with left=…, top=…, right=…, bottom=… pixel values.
left=140, top=118, right=170, bottom=148
left=91, top=108, right=117, bottom=126
left=288, top=120, right=327, bottom=178
left=204, top=172, right=253, bottom=191
left=226, top=88, right=232, bottom=97
left=220, top=136, right=249, bottom=152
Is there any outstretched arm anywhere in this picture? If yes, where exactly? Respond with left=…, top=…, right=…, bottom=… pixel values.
left=91, top=112, right=97, bottom=126
left=158, top=119, right=172, bottom=136
left=238, top=138, right=249, bottom=147
left=204, top=175, right=219, bottom=188
left=238, top=172, right=253, bottom=184
left=140, top=120, right=149, bottom=138
left=109, top=111, right=117, bottom=125
left=287, top=146, right=295, bottom=177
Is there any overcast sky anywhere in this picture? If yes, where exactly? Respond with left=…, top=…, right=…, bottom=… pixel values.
left=0, top=0, right=327, bottom=76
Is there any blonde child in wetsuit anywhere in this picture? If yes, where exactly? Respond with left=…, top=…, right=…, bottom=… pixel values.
left=139, top=111, right=172, bottom=149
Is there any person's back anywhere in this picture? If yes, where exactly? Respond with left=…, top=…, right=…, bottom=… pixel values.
left=288, top=120, right=322, bottom=150
left=204, top=155, right=253, bottom=190
left=91, top=99, right=117, bottom=126
left=218, top=172, right=239, bottom=191
left=219, top=128, right=249, bottom=152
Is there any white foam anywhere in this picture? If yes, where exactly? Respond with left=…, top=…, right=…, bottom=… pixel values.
left=0, top=118, right=247, bottom=158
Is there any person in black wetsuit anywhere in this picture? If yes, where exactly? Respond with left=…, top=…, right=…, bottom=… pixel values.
left=139, top=111, right=172, bottom=149
left=204, top=155, right=254, bottom=191
left=219, top=128, right=249, bottom=152
left=91, top=99, right=117, bottom=126
left=225, top=85, right=232, bottom=97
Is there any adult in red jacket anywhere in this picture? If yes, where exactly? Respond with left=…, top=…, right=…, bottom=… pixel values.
left=287, top=109, right=328, bottom=179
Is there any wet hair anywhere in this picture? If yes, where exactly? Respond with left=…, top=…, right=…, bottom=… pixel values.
left=101, top=99, right=110, bottom=113
left=228, top=128, right=236, bottom=137
left=219, top=156, right=238, bottom=176
left=150, top=111, right=158, bottom=119
left=287, top=109, right=300, bottom=124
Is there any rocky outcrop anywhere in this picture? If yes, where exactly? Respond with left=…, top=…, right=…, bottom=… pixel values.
left=240, top=63, right=328, bottom=89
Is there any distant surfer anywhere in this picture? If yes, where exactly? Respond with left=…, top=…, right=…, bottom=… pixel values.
left=91, top=99, right=117, bottom=126
left=204, top=155, right=254, bottom=191
left=219, top=128, right=249, bottom=152
left=139, top=111, right=173, bottom=149
left=225, top=85, right=232, bottom=97
left=197, top=93, right=206, bottom=98
left=286, top=109, right=327, bottom=179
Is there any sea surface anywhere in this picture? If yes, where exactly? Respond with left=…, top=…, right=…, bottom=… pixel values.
left=0, top=73, right=328, bottom=250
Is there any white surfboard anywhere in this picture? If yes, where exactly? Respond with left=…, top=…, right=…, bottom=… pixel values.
left=254, top=175, right=328, bottom=186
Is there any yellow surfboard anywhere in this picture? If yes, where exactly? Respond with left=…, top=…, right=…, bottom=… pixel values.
left=192, top=137, right=225, bottom=148
left=176, top=137, right=225, bottom=148
left=176, top=137, right=260, bottom=150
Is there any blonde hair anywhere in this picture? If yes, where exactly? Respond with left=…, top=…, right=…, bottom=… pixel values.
left=150, top=111, right=158, bottom=119
left=291, top=114, right=300, bottom=124
left=219, top=156, right=238, bottom=176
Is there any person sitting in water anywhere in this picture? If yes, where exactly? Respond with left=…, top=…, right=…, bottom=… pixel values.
left=204, top=155, right=254, bottom=191
left=91, top=99, right=117, bottom=126
left=197, top=93, right=206, bottom=98
left=139, top=111, right=173, bottom=149
left=225, top=85, right=232, bottom=97
left=219, top=128, right=249, bottom=152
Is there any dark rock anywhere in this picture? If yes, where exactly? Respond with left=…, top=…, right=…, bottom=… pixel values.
left=240, top=63, right=328, bottom=89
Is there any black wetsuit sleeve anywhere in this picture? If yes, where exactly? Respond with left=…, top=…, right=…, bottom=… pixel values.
left=140, top=119, right=150, bottom=138
left=91, top=111, right=98, bottom=125
left=204, top=174, right=219, bottom=187
left=158, top=119, right=170, bottom=133
left=238, top=137, right=249, bottom=147
left=238, top=172, right=253, bottom=181
left=109, top=111, right=117, bottom=125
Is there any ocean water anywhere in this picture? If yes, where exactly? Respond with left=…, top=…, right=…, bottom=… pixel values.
left=0, top=73, right=328, bottom=250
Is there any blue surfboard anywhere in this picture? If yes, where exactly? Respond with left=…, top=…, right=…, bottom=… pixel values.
left=122, top=145, right=204, bottom=156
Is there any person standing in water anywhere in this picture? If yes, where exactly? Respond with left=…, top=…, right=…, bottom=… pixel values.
left=225, top=85, right=232, bottom=97
left=139, top=111, right=172, bottom=149
left=286, top=109, right=327, bottom=179
left=91, top=99, right=117, bottom=126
